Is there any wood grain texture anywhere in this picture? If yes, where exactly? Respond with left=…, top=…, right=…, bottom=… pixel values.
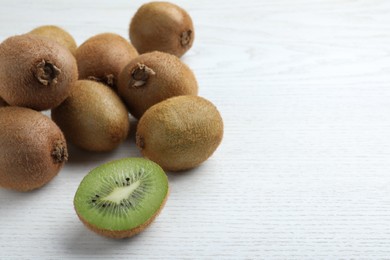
left=2, top=0, right=390, bottom=259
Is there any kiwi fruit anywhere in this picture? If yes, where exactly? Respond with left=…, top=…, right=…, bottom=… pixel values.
left=51, top=80, right=130, bottom=152
left=0, top=34, right=78, bottom=111
left=0, top=107, right=68, bottom=191
left=118, top=51, right=198, bottom=119
left=76, top=33, right=138, bottom=89
left=29, top=25, right=77, bottom=56
left=130, top=2, right=194, bottom=57
left=74, top=157, right=169, bottom=239
left=136, top=95, right=223, bottom=171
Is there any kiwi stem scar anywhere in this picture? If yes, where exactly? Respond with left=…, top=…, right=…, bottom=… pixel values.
left=87, top=74, right=115, bottom=87
left=180, top=30, right=192, bottom=47
left=136, top=135, right=145, bottom=149
left=130, top=63, right=155, bottom=88
left=103, top=180, right=141, bottom=204
left=51, top=140, right=68, bottom=163
left=34, top=60, right=61, bottom=86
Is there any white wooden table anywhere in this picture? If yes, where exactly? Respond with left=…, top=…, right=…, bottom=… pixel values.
left=2, top=0, right=390, bottom=259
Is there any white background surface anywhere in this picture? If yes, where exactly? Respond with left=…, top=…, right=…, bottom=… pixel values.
left=1, top=0, right=390, bottom=259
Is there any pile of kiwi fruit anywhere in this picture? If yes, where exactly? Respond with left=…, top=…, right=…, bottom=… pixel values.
left=0, top=1, right=223, bottom=239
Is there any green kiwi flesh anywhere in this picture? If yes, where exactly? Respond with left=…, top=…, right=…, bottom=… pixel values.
left=51, top=80, right=130, bottom=152
left=0, top=107, right=68, bottom=191
left=0, top=34, right=78, bottom=111
left=130, top=2, right=194, bottom=57
left=136, top=96, right=224, bottom=171
left=74, top=157, right=169, bottom=239
left=118, top=51, right=198, bottom=119
left=29, top=25, right=77, bottom=56
left=76, top=33, right=138, bottom=89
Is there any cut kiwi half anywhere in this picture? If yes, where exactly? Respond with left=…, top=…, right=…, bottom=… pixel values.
left=74, top=157, right=169, bottom=239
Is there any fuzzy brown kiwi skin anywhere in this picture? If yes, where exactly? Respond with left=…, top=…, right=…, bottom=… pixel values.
left=0, top=34, right=78, bottom=111
left=76, top=33, right=138, bottom=90
left=118, top=51, right=198, bottom=119
left=0, top=107, right=68, bottom=191
left=75, top=188, right=169, bottom=239
left=130, top=2, right=194, bottom=57
left=51, top=80, right=130, bottom=152
left=136, top=96, right=224, bottom=172
left=29, top=25, right=78, bottom=56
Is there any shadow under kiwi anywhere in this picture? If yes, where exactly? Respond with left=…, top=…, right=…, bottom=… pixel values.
left=0, top=177, right=62, bottom=213
left=62, top=220, right=148, bottom=256
left=64, top=142, right=120, bottom=164
left=165, top=164, right=204, bottom=183
left=128, top=117, right=138, bottom=144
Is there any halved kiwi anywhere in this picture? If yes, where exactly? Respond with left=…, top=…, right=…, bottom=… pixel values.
left=0, top=34, right=78, bottom=111
left=29, top=25, right=77, bottom=56
left=0, top=107, right=68, bottom=191
left=118, top=51, right=198, bottom=119
left=51, top=80, right=130, bottom=152
left=136, top=95, right=224, bottom=171
left=76, top=33, right=138, bottom=89
left=74, top=157, right=169, bottom=239
left=130, top=2, right=194, bottom=57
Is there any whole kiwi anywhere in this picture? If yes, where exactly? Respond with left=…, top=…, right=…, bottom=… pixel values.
left=129, top=1, right=194, bottom=57
left=76, top=33, right=138, bottom=89
left=0, top=107, right=68, bottom=191
left=136, top=95, right=223, bottom=171
left=0, top=34, right=78, bottom=111
left=118, top=51, right=198, bottom=119
left=29, top=25, right=77, bottom=56
left=51, top=80, right=130, bottom=152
